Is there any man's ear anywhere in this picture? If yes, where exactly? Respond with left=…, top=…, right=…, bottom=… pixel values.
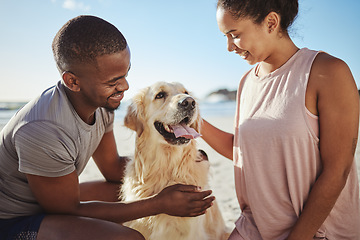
left=62, top=71, right=80, bottom=92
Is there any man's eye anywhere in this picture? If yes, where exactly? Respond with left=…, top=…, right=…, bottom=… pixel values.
left=155, top=91, right=166, bottom=99
left=108, top=81, right=119, bottom=87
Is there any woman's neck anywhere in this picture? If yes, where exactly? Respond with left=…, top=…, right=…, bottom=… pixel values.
left=257, top=39, right=299, bottom=77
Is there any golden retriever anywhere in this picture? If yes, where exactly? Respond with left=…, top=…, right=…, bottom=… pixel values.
left=122, top=81, right=228, bottom=240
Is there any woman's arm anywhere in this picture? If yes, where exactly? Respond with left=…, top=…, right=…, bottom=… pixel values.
left=287, top=53, right=359, bottom=239
left=201, top=119, right=234, bottom=160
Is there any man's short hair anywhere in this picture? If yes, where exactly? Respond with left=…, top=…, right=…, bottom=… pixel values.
left=52, top=15, right=127, bottom=73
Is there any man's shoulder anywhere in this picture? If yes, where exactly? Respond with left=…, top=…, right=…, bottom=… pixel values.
left=8, top=82, right=76, bottom=135
left=25, top=82, right=73, bottom=123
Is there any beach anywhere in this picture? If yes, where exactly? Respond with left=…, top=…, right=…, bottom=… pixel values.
left=1, top=109, right=360, bottom=230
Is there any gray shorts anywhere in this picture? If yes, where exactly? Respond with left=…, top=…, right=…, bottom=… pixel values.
left=0, top=214, right=46, bottom=240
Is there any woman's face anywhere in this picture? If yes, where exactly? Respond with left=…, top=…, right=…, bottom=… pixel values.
left=216, top=7, right=273, bottom=65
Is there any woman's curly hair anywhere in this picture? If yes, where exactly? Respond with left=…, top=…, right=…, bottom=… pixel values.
left=217, top=0, right=298, bottom=33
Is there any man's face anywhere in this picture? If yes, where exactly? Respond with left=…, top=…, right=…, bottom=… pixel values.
left=74, top=46, right=131, bottom=111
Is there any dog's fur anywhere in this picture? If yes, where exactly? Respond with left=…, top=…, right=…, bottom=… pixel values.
left=122, top=82, right=227, bottom=240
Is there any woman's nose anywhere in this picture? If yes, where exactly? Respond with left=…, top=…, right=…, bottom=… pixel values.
left=226, top=37, right=235, bottom=52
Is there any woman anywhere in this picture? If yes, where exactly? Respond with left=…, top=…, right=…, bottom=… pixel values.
left=201, top=0, right=360, bottom=239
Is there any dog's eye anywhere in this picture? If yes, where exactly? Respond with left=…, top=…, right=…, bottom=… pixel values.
left=184, top=91, right=189, bottom=95
left=155, top=91, right=166, bottom=99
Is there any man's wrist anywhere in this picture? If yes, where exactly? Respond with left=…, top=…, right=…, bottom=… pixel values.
left=148, top=194, right=163, bottom=216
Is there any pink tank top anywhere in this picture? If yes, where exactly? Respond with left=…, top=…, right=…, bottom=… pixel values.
left=233, top=48, right=360, bottom=239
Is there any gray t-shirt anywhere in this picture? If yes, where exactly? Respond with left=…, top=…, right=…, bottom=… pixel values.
left=0, top=81, right=114, bottom=218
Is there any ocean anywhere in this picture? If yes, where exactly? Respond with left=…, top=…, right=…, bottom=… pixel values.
left=1, top=100, right=360, bottom=188
left=0, top=109, right=18, bottom=126
left=0, top=100, right=237, bottom=128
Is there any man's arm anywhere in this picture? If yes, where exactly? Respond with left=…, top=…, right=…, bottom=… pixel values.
left=91, top=130, right=128, bottom=183
left=78, top=129, right=127, bottom=202
left=27, top=171, right=215, bottom=224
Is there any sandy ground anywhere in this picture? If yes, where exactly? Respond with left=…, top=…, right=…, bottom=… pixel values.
left=79, top=115, right=360, bottom=231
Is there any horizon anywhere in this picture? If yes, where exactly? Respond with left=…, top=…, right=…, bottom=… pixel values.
left=1, top=0, right=359, bottom=102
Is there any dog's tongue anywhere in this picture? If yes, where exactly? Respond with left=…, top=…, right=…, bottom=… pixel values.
left=170, top=124, right=201, bottom=139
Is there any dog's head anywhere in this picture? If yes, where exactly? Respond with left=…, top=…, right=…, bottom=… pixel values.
left=124, top=82, right=201, bottom=145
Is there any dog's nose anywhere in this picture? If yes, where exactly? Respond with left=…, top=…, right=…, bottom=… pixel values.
left=178, top=97, right=196, bottom=110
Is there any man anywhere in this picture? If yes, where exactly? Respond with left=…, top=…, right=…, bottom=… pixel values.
left=0, top=15, right=214, bottom=240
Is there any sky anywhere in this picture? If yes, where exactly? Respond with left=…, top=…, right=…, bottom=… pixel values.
left=0, top=0, right=359, bottom=102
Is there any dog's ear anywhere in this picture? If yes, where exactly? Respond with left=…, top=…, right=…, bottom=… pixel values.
left=124, top=90, right=147, bottom=137
left=124, top=102, right=144, bottom=137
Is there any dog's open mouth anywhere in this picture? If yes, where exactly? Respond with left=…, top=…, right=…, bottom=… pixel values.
left=154, top=118, right=201, bottom=145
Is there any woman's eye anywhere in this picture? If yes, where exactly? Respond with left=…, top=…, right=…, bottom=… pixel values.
left=155, top=91, right=166, bottom=99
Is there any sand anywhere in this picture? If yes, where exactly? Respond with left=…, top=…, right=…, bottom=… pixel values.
left=79, top=115, right=360, bottom=230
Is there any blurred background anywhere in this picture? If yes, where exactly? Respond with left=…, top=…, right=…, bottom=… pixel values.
left=0, top=0, right=359, bottom=103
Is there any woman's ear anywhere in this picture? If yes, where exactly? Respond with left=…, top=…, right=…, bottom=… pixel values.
left=265, top=11, right=280, bottom=33
left=62, top=71, right=80, bottom=92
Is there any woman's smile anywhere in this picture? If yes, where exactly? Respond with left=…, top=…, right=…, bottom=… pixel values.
left=235, top=50, right=249, bottom=59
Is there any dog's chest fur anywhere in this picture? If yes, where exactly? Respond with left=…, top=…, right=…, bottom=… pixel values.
left=122, top=137, right=210, bottom=200
left=121, top=135, right=215, bottom=240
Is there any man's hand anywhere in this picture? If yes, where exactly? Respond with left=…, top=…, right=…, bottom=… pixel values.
left=154, top=184, right=215, bottom=217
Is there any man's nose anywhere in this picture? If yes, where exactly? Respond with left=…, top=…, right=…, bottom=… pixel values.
left=117, top=79, right=129, bottom=92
